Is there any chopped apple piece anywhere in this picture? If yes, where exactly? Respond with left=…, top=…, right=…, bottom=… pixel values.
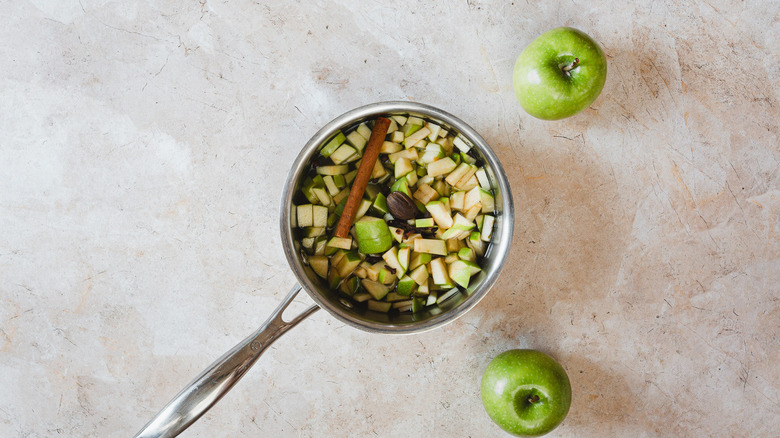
left=312, top=205, right=329, bottom=228
left=445, top=162, right=471, bottom=186
left=346, top=131, right=367, bottom=151
left=430, top=258, right=452, bottom=285
left=356, top=122, right=372, bottom=141
left=414, top=183, right=440, bottom=204
left=316, top=164, right=350, bottom=176
left=425, top=200, right=454, bottom=229
left=297, top=204, right=313, bottom=227
left=449, top=191, right=466, bottom=211
left=481, top=215, right=495, bottom=241
left=380, top=141, right=402, bottom=154
left=452, top=136, right=471, bottom=152
left=427, top=157, right=457, bottom=177
left=327, top=236, right=352, bottom=250
left=330, top=144, right=358, bottom=164
left=403, top=126, right=432, bottom=148
left=475, top=167, right=491, bottom=189
left=413, top=238, right=448, bottom=256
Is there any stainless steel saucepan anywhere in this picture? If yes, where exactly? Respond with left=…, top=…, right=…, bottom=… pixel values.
left=136, top=101, right=514, bottom=437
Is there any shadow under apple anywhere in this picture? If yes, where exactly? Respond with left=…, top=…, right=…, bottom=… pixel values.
left=457, top=130, right=645, bottom=433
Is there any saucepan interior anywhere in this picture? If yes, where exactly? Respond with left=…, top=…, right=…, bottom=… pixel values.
left=280, top=101, right=513, bottom=334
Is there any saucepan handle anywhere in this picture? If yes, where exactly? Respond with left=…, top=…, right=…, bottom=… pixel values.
left=135, top=283, right=319, bottom=438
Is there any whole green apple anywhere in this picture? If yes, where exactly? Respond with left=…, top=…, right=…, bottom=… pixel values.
left=513, top=27, right=607, bottom=120
left=481, top=349, right=572, bottom=436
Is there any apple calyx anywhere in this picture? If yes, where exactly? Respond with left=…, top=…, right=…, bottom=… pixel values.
left=527, top=394, right=541, bottom=404
left=561, top=58, right=580, bottom=75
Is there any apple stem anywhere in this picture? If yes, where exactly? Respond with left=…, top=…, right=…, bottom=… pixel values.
left=562, top=58, right=580, bottom=75
left=527, top=395, right=540, bottom=404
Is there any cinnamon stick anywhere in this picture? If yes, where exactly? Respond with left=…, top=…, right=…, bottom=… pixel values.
left=333, top=117, right=391, bottom=238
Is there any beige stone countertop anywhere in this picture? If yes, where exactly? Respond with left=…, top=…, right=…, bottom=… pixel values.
left=1, top=1, right=778, bottom=437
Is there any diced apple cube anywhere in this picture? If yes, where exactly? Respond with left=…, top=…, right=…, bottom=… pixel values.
left=395, top=275, right=417, bottom=296
left=297, top=204, right=313, bottom=227
left=333, top=187, right=350, bottom=204
left=413, top=183, right=440, bottom=204
left=413, top=238, right=448, bottom=256
left=408, top=251, right=432, bottom=270
left=415, top=217, right=435, bottom=228
left=425, top=200, right=454, bottom=229
left=346, top=131, right=367, bottom=151
left=458, top=247, right=476, bottom=263
left=362, top=279, right=390, bottom=301
left=380, top=141, right=402, bottom=154
left=391, top=130, right=404, bottom=143
left=464, top=203, right=482, bottom=221
left=445, top=162, right=471, bottom=186
left=327, top=236, right=352, bottom=250
left=446, top=238, right=464, bottom=253
left=367, top=300, right=392, bottom=312
left=449, top=260, right=481, bottom=288
left=382, top=246, right=406, bottom=276
left=394, top=157, right=414, bottom=179
left=356, top=122, right=372, bottom=141
left=464, top=186, right=482, bottom=211
left=457, top=174, right=479, bottom=191
left=454, top=165, right=478, bottom=189
left=355, top=199, right=372, bottom=221
left=386, top=119, right=398, bottom=134
left=378, top=267, right=397, bottom=285
left=419, top=143, right=445, bottom=164
left=388, top=226, right=404, bottom=243
left=369, top=159, right=387, bottom=179
left=430, top=258, right=452, bottom=285
left=320, top=132, right=346, bottom=158
left=388, top=148, right=419, bottom=164
left=316, top=164, right=350, bottom=176
left=449, top=191, right=465, bottom=211
left=366, top=261, right=384, bottom=282
left=466, top=231, right=485, bottom=256
left=409, top=265, right=429, bottom=286
left=426, top=123, right=441, bottom=141
left=475, top=168, right=491, bottom=189
left=330, top=144, right=357, bottom=164
left=311, top=187, right=331, bottom=206
left=403, top=126, right=432, bottom=148
left=391, top=115, right=408, bottom=126
left=323, top=175, right=340, bottom=196
left=397, top=247, right=410, bottom=272
left=427, top=157, right=457, bottom=177
left=308, top=255, right=328, bottom=278
left=453, top=136, right=471, bottom=152
left=480, top=189, right=495, bottom=213
left=312, top=205, right=329, bottom=228
left=481, top=215, right=495, bottom=241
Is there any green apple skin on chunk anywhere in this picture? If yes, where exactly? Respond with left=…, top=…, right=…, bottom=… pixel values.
left=308, top=255, right=329, bottom=278
left=448, top=260, right=481, bottom=288
left=354, top=216, right=394, bottom=254
left=395, top=275, right=418, bottom=296
left=382, top=246, right=406, bottom=276
left=481, top=349, right=572, bottom=437
left=513, top=27, right=607, bottom=120
left=319, top=131, right=346, bottom=158
left=361, top=279, right=390, bottom=301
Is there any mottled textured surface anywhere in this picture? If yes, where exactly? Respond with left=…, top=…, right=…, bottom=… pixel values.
left=1, top=1, right=778, bottom=437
